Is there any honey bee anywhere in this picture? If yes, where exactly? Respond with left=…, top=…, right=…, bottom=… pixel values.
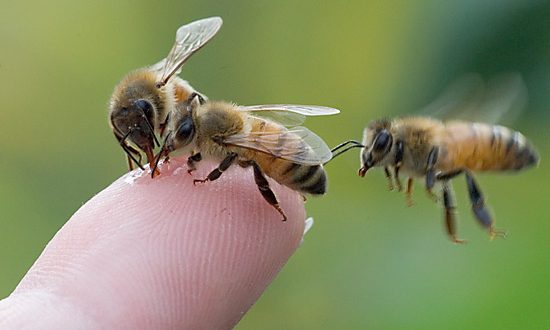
left=108, top=17, right=222, bottom=171
left=332, top=117, right=539, bottom=243
left=153, top=93, right=340, bottom=220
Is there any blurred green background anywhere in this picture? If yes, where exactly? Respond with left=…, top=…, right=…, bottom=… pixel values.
left=1, top=0, right=549, bottom=328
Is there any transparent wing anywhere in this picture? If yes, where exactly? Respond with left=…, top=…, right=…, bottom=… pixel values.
left=233, top=104, right=340, bottom=127
left=155, top=17, right=222, bottom=86
left=239, top=104, right=340, bottom=116
left=149, top=58, right=167, bottom=73
left=223, top=125, right=332, bottom=165
left=247, top=111, right=306, bottom=126
left=477, top=73, right=527, bottom=125
left=420, top=73, right=527, bottom=125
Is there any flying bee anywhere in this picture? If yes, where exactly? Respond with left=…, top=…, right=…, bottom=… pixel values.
left=108, top=17, right=222, bottom=171
left=332, top=118, right=539, bottom=243
left=331, top=74, right=539, bottom=243
left=153, top=93, right=340, bottom=220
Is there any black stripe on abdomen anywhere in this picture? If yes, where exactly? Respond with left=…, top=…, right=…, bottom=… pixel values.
left=506, top=131, right=519, bottom=154
left=292, top=165, right=317, bottom=184
left=291, top=165, right=326, bottom=195
left=301, top=167, right=327, bottom=194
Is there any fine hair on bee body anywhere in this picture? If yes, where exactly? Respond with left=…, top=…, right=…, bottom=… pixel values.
left=108, top=17, right=223, bottom=172
left=153, top=93, right=340, bottom=221
left=333, top=116, right=539, bottom=243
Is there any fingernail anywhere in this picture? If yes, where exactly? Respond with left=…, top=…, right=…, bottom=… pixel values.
left=300, top=217, right=314, bottom=245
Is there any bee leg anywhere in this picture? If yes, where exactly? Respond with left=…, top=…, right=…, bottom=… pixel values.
left=465, top=171, right=506, bottom=240
left=251, top=162, right=287, bottom=221
left=122, top=144, right=142, bottom=171
left=187, top=152, right=202, bottom=175
left=406, top=177, right=414, bottom=207
left=126, top=155, right=134, bottom=171
left=393, top=140, right=404, bottom=191
left=383, top=167, right=394, bottom=191
left=442, top=182, right=466, bottom=244
left=393, top=168, right=402, bottom=191
left=436, top=169, right=463, bottom=181
left=425, top=146, right=439, bottom=202
left=116, top=131, right=145, bottom=171
left=151, top=138, right=174, bottom=178
left=193, top=153, right=237, bottom=185
left=151, top=153, right=171, bottom=179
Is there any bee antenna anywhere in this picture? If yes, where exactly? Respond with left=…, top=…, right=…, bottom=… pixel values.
left=120, top=129, right=145, bottom=171
left=330, top=140, right=364, bottom=153
left=151, top=137, right=169, bottom=178
left=327, top=140, right=365, bottom=163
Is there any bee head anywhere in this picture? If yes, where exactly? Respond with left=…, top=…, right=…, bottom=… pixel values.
left=152, top=101, right=198, bottom=177
left=110, top=98, right=160, bottom=167
left=359, top=119, right=394, bottom=177
left=164, top=95, right=201, bottom=152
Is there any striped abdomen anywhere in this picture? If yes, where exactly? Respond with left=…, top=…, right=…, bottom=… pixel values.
left=254, top=155, right=327, bottom=195
left=240, top=118, right=327, bottom=195
left=440, top=121, right=539, bottom=172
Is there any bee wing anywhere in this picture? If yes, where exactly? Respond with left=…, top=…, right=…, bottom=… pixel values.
left=235, top=104, right=340, bottom=127
left=244, top=111, right=306, bottom=126
left=420, top=73, right=527, bottom=125
left=223, top=126, right=333, bottom=165
left=240, top=104, right=340, bottom=116
left=154, top=17, right=223, bottom=86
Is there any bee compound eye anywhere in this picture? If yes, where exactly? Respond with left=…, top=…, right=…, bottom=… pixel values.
left=175, top=117, right=195, bottom=145
left=134, top=99, right=153, bottom=117
left=373, top=131, right=391, bottom=152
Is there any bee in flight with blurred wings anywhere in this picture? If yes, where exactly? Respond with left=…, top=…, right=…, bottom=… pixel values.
left=108, top=17, right=222, bottom=172
left=331, top=74, right=540, bottom=243
left=152, top=93, right=340, bottom=221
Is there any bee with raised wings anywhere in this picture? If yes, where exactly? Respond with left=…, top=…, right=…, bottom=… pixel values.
left=153, top=93, right=340, bottom=220
left=109, top=17, right=222, bottom=171
left=331, top=74, right=539, bottom=243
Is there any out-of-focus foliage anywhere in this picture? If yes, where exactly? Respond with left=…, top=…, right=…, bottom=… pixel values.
left=1, top=1, right=549, bottom=329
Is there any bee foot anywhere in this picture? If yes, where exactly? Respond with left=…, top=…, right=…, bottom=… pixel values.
left=426, top=190, right=439, bottom=203
left=489, top=228, right=507, bottom=240
left=395, top=181, right=403, bottom=192
left=451, top=237, right=467, bottom=244
left=274, top=204, right=287, bottom=221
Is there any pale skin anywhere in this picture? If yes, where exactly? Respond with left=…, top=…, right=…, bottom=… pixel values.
left=0, top=157, right=306, bottom=329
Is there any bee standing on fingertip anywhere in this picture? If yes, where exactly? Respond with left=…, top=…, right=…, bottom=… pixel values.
left=108, top=17, right=223, bottom=172
left=153, top=93, right=340, bottom=221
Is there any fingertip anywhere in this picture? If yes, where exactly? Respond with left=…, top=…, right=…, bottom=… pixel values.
left=12, top=157, right=307, bottom=328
